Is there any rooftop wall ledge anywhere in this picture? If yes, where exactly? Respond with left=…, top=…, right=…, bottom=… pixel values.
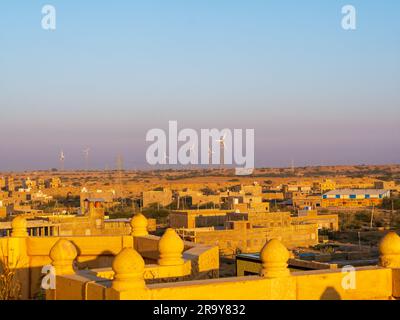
left=131, top=213, right=149, bottom=237
left=158, top=228, right=184, bottom=266
left=260, top=239, right=290, bottom=278
left=379, top=232, right=400, bottom=268
left=50, top=239, right=78, bottom=275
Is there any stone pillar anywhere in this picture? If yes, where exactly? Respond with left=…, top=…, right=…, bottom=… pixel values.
left=50, top=239, right=77, bottom=275
left=260, top=239, right=290, bottom=278
left=130, top=213, right=148, bottom=237
left=112, top=248, right=146, bottom=292
left=158, top=228, right=184, bottom=266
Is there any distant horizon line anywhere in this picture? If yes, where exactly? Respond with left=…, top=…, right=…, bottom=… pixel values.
left=0, top=162, right=399, bottom=174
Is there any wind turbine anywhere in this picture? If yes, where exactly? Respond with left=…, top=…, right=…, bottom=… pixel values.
left=188, top=143, right=197, bottom=171
left=59, top=150, right=65, bottom=171
left=83, top=148, right=90, bottom=171
left=208, top=147, right=215, bottom=167
left=216, top=133, right=227, bottom=149
left=162, top=152, right=169, bottom=167
left=215, top=133, right=227, bottom=170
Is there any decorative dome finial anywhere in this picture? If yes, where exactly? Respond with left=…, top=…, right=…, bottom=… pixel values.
left=112, top=248, right=146, bottom=291
left=158, top=228, right=184, bottom=266
left=11, top=216, right=28, bottom=237
left=130, top=213, right=148, bottom=237
left=260, top=239, right=290, bottom=278
left=379, top=232, right=400, bottom=268
left=50, top=239, right=77, bottom=275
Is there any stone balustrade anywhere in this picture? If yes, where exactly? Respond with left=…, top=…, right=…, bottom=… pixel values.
left=3, top=214, right=400, bottom=300
left=46, top=231, right=400, bottom=300
left=0, top=215, right=219, bottom=299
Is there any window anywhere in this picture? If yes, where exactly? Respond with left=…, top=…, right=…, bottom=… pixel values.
left=349, top=195, right=356, bottom=199
left=244, top=271, right=258, bottom=276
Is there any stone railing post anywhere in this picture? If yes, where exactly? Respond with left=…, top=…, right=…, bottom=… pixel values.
left=130, top=213, right=148, bottom=237
left=49, top=239, right=77, bottom=275
left=260, top=239, right=290, bottom=278
left=158, top=228, right=184, bottom=266
left=11, top=216, right=28, bottom=237
left=110, top=248, right=148, bottom=299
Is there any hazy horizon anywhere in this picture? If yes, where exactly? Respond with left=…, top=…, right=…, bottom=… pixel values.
left=1, top=0, right=399, bottom=171
left=1, top=162, right=400, bottom=174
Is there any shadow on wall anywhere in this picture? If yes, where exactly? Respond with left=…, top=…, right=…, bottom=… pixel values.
left=320, top=287, right=341, bottom=300
left=74, top=250, right=115, bottom=270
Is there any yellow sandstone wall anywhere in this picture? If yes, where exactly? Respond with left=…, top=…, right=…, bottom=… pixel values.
left=47, top=232, right=400, bottom=300
left=194, top=224, right=318, bottom=256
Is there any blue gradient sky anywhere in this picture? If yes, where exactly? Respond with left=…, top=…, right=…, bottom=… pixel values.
left=0, top=0, right=399, bottom=171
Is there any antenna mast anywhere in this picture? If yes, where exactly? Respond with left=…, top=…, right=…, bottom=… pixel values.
left=83, top=148, right=90, bottom=171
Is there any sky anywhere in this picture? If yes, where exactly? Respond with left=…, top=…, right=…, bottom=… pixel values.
left=0, top=0, right=399, bottom=171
